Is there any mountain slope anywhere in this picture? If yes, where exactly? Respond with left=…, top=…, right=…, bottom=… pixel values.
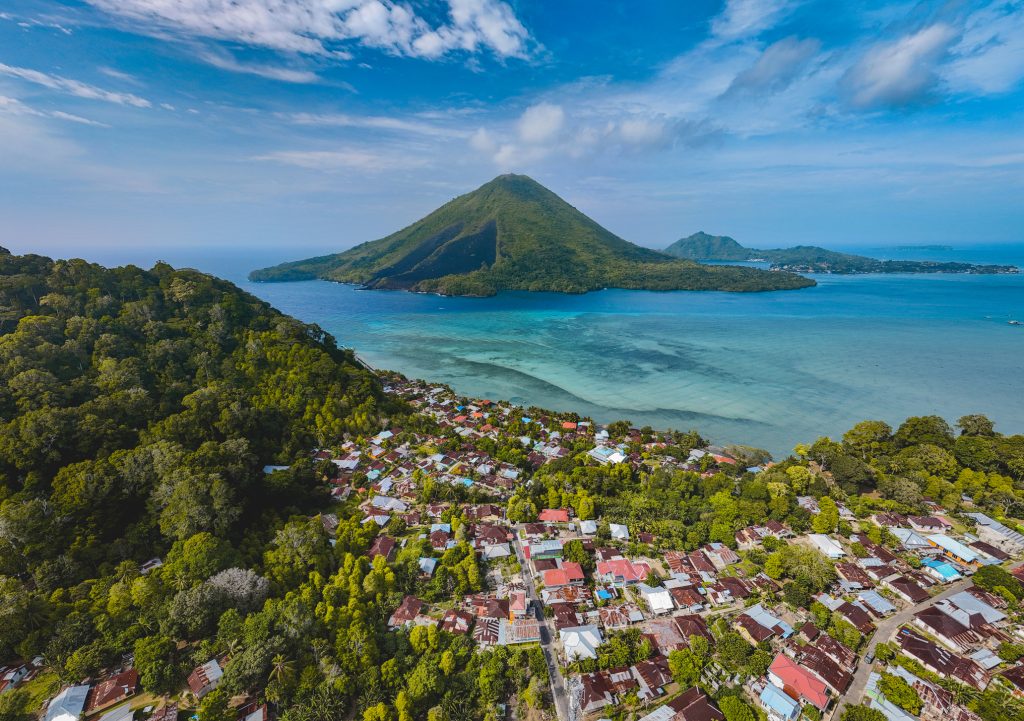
left=250, top=175, right=814, bottom=295
left=664, top=234, right=1019, bottom=275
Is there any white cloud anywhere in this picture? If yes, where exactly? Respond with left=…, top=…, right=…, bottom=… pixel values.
left=945, top=2, right=1024, bottom=95
left=86, top=0, right=532, bottom=60
left=287, top=111, right=467, bottom=138
left=252, top=148, right=426, bottom=171
left=0, top=63, right=151, bottom=107
left=727, top=36, right=822, bottom=94
left=517, top=103, right=564, bottom=144
left=711, top=0, right=798, bottom=41
left=197, top=49, right=320, bottom=84
left=843, top=24, right=958, bottom=108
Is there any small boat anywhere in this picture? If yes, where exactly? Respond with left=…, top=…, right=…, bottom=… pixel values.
left=1010, top=320, right=1023, bottom=326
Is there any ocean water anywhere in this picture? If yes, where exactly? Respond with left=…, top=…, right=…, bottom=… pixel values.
left=47, top=242, right=1024, bottom=457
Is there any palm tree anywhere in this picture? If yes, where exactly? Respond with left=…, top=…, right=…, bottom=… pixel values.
left=268, top=654, right=295, bottom=686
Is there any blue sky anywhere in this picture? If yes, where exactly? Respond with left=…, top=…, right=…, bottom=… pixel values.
left=1, top=0, right=1023, bottom=265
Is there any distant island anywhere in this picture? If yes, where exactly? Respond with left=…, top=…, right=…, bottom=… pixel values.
left=250, top=175, right=814, bottom=296
left=663, top=232, right=1019, bottom=274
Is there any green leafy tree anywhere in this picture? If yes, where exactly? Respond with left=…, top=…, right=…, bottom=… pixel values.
left=879, top=672, right=922, bottom=715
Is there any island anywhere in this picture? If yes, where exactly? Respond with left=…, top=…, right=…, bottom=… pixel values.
left=1, top=246, right=1023, bottom=721
left=664, top=231, right=1019, bottom=274
left=250, top=175, right=815, bottom=295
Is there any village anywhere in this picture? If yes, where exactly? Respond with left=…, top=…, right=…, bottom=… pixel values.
left=5, top=377, right=1024, bottom=721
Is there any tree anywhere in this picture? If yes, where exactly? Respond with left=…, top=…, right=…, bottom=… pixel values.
left=843, top=421, right=892, bottom=460
left=878, top=672, right=922, bottom=715
left=812, top=497, right=839, bottom=534
left=894, top=416, right=954, bottom=449
left=134, top=635, right=179, bottom=694
left=841, top=706, right=886, bottom=721
left=668, top=648, right=703, bottom=687
left=958, top=414, right=995, bottom=437
left=0, top=690, right=33, bottom=721
left=719, top=697, right=756, bottom=721
left=198, top=688, right=235, bottom=721
left=973, top=565, right=1024, bottom=600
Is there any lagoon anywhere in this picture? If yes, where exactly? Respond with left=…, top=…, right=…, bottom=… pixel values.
left=232, top=247, right=1024, bottom=457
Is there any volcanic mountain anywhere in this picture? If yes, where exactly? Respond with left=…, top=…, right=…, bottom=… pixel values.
left=249, top=174, right=814, bottom=296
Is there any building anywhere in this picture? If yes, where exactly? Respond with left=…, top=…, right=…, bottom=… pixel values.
left=609, top=523, right=630, bottom=540
left=187, top=660, right=223, bottom=699
left=768, top=654, right=830, bottom=710
left=914, top=606, right=980, bottom=652
left=388, top=595, right=424, bottom=628
left=538, top=508, right=570, bottom=523
left=807, top=534, right=845, bottom=559
left=734, top=604, right=793, bottom=644
left=560, top=625, right=604, bottom=661
left=965, top=513, right=1024, bottom=553
left=577, top=672, right=615, bottom=714
left=897, top=629, right=990, bottom=690
left=85, top=669, right=138, bottom=713
left=759, top=683, right=801, bottom=721
left=637, top=584, right=674, bottom=615
left=45, top=686, right=91, bottom=721
left=638, top=686, right=724, bottom=721
left=596, top=558, right=651, bottom=585
left=927, top=534, right=980, bottom=567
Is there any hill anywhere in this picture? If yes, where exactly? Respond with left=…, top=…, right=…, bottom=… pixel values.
left=663, top=231, right=750, bottom=261
left=663, top=234, right=1018, bottom=274
left=249, top=175, right=814, bottom=295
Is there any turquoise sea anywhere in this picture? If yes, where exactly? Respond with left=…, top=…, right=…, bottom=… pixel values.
left=70, top=243, right=1024, bottom=457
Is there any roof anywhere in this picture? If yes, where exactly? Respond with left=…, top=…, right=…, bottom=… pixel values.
left=944, top=590, right=1005, bottom=624
left=760, top=683, right=799, bottom=719
left=768, top=654, right=829, bottom=709
left=45, top=685, right=90, bottom=721
left=560, top=624, right=603, bottom=660
left=389, top=595, right=424, bottom=625
left=740, top=603, right=793, bottom=639
left=807, top=534, right=845, bottom=558
left=928, top=534, right=979, bottom=563
left=539, top=508, right=570, bottom=523
left=86, top=669, right=138, bottom=712
left=187, top=660, right=223, bottom=695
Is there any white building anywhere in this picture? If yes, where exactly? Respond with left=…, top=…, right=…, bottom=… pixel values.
left=637, top=584, right=674, bottom=615
left=45, top=685, right=90, bottom=721
left=560, top=625, right=603, bottom=661
left=807, top=534, right=845, bottom=559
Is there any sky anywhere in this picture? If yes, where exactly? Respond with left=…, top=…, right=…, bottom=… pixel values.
left=1, top=0, right=1023, bottom=265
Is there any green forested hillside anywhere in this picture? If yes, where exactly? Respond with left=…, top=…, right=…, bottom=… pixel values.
left=250, top=175, right=815, bottom=295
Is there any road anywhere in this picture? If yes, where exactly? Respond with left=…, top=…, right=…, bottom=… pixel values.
left=835, top=560, right=1022, bottom=719
left=511, top=527, right=571, bottom=721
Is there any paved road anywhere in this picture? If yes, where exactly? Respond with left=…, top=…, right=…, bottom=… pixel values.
left=835, top=560, right=1022, bottom=719
left=511, top=528, right=571, bottom=721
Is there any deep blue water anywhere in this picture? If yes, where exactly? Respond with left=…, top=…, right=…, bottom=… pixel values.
left=63, top=243, right=1024, bottom=457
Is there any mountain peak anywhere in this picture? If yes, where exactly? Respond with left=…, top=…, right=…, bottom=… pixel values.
left=250, top=180, right=814, bottom=296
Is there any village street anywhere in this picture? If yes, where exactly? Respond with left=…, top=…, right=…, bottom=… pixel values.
left=511, top=527, right=571, bottom=721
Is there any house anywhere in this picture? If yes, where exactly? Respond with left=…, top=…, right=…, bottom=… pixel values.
left=836, top=563, right=874, bottom=589
left=702, top=543, right=740, bottom=569
left=674, top=614, right=713, bottom=645
left=609, top=523, right=630, bottom=541
left=836, top=601, right=875, bottom=634
left=579, top=519, right=598, bottom=535
left=759, top=682, right=800, bottom=721
left=596, top=558, right=651, bottom=585
left=500, top=618, right=542, bottom=645
left=637, top=584, right=674, bottom=615
left=638, top=686, right=724, bottom=721
left=0, top=665, right=28, bottom=694
left=927, top=534, right=980, bottom=567
left=85, top=669, right=138, bottom=713
left=632, top=656, right=673, bottom=701
left=897, top=628, right=990, bottom=689
left=965, top=512, right=1024, bottom=553
left=909, top=516, right=949, bottom=533
left=668, top=585, right=704, bottom=612
left=1000, top=665, right=1024, bottom=698
left=890, top=527, right=934, bottom=552
left=560, top=625, right=603, bottom=661
left=439, top=609, right=474, bottom=635
left=857, top=590, right=897, bottom=617
left=914, top=606, right=980, bottom=652
left=510, top=590, right=529, bottom=617
left=578, top=672, right=615, bottom=714
left=430, top=530, right=454, bottom=551
left=539, top=508, right=570, bottom=523
left=44, top=686, right=91, bottom=721
left=187, top=659, right=223, bottom=699
left=598, top=605, right=632, bottom=630
left=528, top=539, right=563, bottom=561
left=418, top=557, right=438, bottom=577
left=814, top=633, right=857, bottom=668
left=799, top=645, right=852, bottom=693
left=884, top=575, right=930, bottom=604
left=388, top=595, right=424, bottom=628
left=922, top=557, right=963, bottom=583
left=936, top=591, right=1005, bottom=629
left=734, top=604, right=793, bottom=644
left=767, top=653, right=830, bottom=710
left=542, top=562, right=585, bottom=588
left=807, top=534, right=845, bottom=559
left=474, top=617, right=500, bottom=646
left=367, top=535, right=397, bottom=562
left=148, top=703, right=178, bottom=721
